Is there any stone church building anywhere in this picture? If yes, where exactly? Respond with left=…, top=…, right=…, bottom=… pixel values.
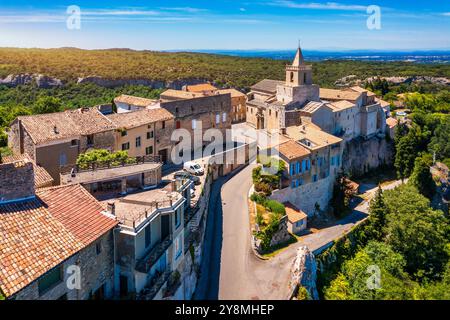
left=246, top=46, right=386, bottom=141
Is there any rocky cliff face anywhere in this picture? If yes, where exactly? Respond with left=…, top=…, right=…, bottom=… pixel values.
left=289, top=246, right=319, bottom=300
left=335, top=75, right=450, bottom=87
left=76, top=76, right=211, bottom=89
left=343, top=136, right=395, bottom=177
left=0, top=73, right=214, bottom=90
left=0, top=73, right=62, bottom=88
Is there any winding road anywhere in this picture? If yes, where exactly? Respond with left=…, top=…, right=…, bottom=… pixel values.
left=194, top=164, right=398, bottom=300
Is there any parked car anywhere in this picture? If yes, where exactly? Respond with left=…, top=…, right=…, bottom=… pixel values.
left=173, top=171, right=201, bottom=185
left=183, top=161, right=204, bottom=176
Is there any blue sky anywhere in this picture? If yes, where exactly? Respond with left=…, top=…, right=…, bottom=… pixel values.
left=0, top=0, right=449, bottom=50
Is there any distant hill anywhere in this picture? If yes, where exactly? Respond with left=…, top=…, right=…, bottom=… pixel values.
left=0, top=47, right=449, bottom=90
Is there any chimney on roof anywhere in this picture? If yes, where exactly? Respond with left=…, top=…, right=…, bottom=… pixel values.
left=53, top=126, right=59, bottom=134
left=107, top=202, right=115, bottom=216
left=0, top=158, right=35, bottom=203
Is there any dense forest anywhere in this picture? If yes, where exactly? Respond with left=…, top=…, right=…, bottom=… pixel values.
left=318, top=79, right=450, bottom=300
left=1, top=47, right=450, bottom=88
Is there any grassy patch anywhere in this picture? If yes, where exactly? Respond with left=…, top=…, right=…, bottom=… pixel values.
left=261, top=234, right=298, bottom=259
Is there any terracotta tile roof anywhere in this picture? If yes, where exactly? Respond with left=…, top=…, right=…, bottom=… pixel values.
left=251, top=79, right=284, bottom=94
left=17, top=108, right=115, bottom=145
left=107, top=107, right=174, bottom=129
left=216, top=88, right=246, bottom=98
left=0, top=198, right=84, bottom=297
left=285, top=123, right=342, bottom=149
left=113, top=94, right=157, bottom=107
left=0, top=184, right=118, bottom=297
left=37, top=184, right=118, bottom=246
left=277, top=140, right=310, bottom=161
left=320, top=88, right=361, bottom=101
left=302, top=101, right=326, bottom=113
left=2, top=154, right=54, bottom=188
left=284, top=202, right=307, bottom=223
left=160, top=89, right=207, bottom=100
left=186, top=83, right=217, bottom=92
left=350, top=86, right=376, bottom=96
left=386, top=117, right=398, bottom=128
left=328, top=100, right=355, bottom=112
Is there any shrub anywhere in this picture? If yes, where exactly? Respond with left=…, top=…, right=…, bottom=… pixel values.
left=254, top=181, right=272, bottom=196
left=250, top=192, right=267, bottom=205
left=265, top=199, right=286, bottom=215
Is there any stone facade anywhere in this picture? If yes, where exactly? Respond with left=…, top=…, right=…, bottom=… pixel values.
left=270, top=175, right=335, bottom=217
left=161, top=94, right=232, bottom=149
left=13, top=231, right=115, bottom=300
left=0, top=159, right=35, bottom=202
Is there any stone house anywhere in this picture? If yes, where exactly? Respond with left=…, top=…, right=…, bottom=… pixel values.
left=2, top=153, right=54, bottom=188
left=159, top=89, right=232, bottom=149
left=284, top=202, right=307, bottom=235
left=107, top=107, right=175, bottom=163
left=113, top=94, right=158, bottom=113
left=8, top=107, right=116, bottom=183
left=269, top=122, right=344, bottom=215
left=59, top=157, right=193, bottom=300
left=246, top=46, right=386, bottom=141
left=386, top=117, right=398, bottom=139
left=0, top=157, right=118, bottom=300
left=184, top=84, right=247, bottom=124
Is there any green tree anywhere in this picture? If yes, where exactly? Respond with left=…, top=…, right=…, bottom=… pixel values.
left=394, top=125, right=429, bottom=180
left=330, top=171, right=353, bottom=218
left=324, top=241, right=416, bottom=300
left=383, top=185, right=449, bottom=279
left=429, top=118, right=450, bottom=161
left=32, top=95, right=62, bottom=114
left=409, top=154, right=435, bottom=199
left=364, top=186, right=387, bottom=241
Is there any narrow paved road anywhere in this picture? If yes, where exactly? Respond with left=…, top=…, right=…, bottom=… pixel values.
left=194, top=164, right=404, bottom=300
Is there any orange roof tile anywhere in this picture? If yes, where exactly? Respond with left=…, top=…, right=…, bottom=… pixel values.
left=0, top=198, right=84, bottom=297
left=186, top=83, right=217, bottom=92
left=17, top=107, right=115, bottom=145
left=37, top=184, right=118, bottom=246
left=320, top=88, right=361, bottom=101
left=386, top=117, right=398, bottom=128
left=284, top=202, right=307, bottom=223
left=114, top=94, right=157, bottom=107
left=277, top=140, right=310, bottom=161
left=107, top=107, right=174, bottom=129
left=0, top=184, right=118, bottom=297
left=3, top=154, right=54, bottom=188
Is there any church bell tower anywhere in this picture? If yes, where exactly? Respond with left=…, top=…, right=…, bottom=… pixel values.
left=285, top=45, right=313, bottom=86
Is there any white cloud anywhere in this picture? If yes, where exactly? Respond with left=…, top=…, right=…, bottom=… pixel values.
left=269, top=1, right=368, bottom=11
left=159, top=7, right=208, bottom=13
left=82, top=9, right=160, bottom=16
left=240, top=8, right=247, bottom=12
left=441, top=12, right=450, bottom=16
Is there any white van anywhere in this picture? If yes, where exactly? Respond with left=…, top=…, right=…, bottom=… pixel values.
left=183, top=161, right=204, bottom=176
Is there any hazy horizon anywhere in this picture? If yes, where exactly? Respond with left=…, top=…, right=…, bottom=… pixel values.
left=1, top=1, right=449, bottom=51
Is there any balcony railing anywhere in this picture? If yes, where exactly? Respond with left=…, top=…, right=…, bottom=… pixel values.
left=137, top=269, right=172, bottom=300
left=135, top=235, right=172, bottom=273
left=60, top=155, right=161, bottom=174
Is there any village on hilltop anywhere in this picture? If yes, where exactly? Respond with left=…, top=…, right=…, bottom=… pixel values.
left=1, top=46, right=402, bottom=300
